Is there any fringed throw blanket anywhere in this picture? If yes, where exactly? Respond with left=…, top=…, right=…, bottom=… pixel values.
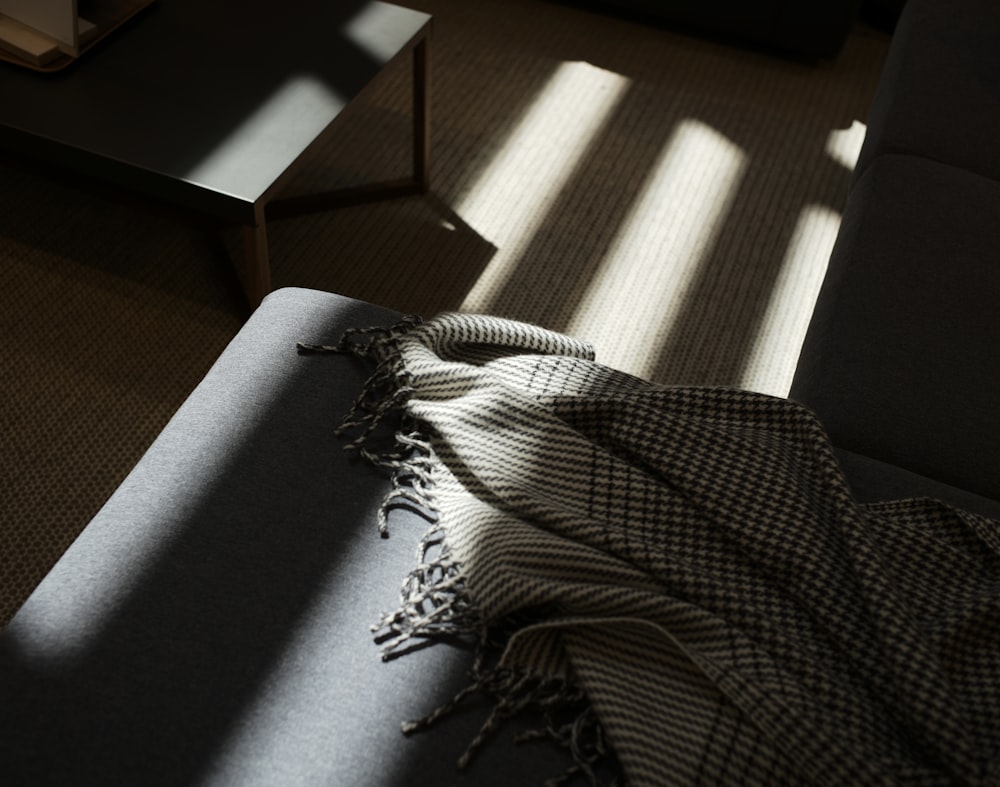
left=302, top=313, right=1000, bottom=786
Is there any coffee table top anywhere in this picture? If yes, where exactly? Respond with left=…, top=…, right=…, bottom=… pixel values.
left=0, top=1, right=431, bottom=224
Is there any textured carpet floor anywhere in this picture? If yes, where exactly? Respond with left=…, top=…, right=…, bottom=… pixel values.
left=0, top=0, right=889, bottom=625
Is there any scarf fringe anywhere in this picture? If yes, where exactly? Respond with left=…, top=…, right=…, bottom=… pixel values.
left=372, top=522, right=481, bottom=655
left=298, top=316, right=431, bottom=537
left=401, top=650, right=620, bottom=787
left=302, top=317, right=620, bottom=785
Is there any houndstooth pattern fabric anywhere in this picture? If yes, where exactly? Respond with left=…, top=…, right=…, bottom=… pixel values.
left=328, top=313, right=1000, bottom=786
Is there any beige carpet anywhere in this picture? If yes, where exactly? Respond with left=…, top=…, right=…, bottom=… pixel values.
left=0, top=0, right=890, bottom=625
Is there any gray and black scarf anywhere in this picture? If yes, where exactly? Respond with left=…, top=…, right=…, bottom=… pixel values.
left=303, top=312, right=1000, bottom=786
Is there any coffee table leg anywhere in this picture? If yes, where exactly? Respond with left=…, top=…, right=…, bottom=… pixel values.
left=242, top=222, right=271, bottom=308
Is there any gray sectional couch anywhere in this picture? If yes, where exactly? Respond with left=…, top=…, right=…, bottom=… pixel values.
left=2, top=0, right=999, bottom=782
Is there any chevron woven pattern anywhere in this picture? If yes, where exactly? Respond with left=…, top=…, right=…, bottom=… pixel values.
left=328, top=312, right=1000, bottom=786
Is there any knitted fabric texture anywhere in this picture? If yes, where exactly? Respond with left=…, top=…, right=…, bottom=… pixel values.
left=305, top=313, right=1000, bottom=786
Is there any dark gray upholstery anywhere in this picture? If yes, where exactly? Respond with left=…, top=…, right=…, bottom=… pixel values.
left=853, top=0, right=1000, bottom=183
left=790, top=155, right=1000, bottom=500
left=834, top=448, right=1000, bottom=520
left=791, top=0, right=1000, bottom=503
left=0, top=289, right=568, bottom=785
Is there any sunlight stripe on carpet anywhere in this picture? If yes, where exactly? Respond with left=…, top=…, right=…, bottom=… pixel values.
left=457, top=61, right=631, bottom=310
left=564, top=118, right=747, bottom=381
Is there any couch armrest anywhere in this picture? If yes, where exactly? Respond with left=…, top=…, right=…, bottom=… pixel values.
left=0, top=288, right=569, bottom=785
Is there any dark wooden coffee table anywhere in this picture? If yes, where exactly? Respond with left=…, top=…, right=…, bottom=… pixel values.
left=0, top=0, right=431, bottom=307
